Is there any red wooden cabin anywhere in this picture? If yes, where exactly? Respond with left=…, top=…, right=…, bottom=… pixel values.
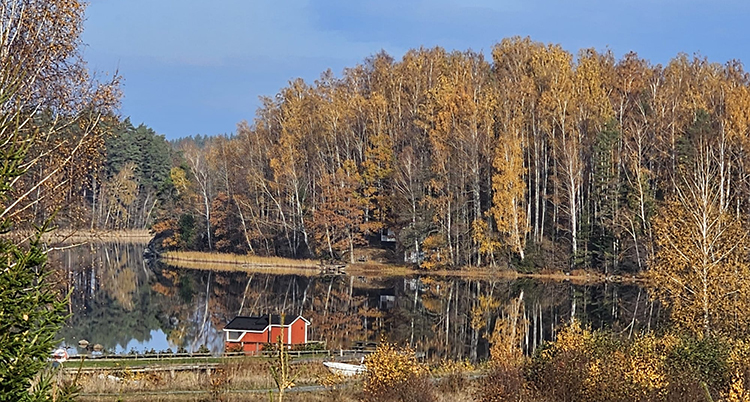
left=223, top=315, right=310, bottom=354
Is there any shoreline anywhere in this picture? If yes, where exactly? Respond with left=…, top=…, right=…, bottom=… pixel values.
left=3, top=229, right=152, bottom=245
left=43, top=229, right=152, bottom=245
left=160, top=250, right=643, bottom=283
left=159, top=251, right=321, bottom=276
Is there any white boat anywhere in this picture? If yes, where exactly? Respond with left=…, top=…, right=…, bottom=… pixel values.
left=323, top=361, right=366, bottom=376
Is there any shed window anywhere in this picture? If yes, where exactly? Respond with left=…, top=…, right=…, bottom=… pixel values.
left=227, top=331, right=243, bottom=341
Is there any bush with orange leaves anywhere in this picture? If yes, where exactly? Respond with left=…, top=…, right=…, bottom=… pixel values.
left=524, top=320, right=750, bottom=402
left=527, top=320, right=671, bottom=402
left=361, top=342, right=434, bottom=402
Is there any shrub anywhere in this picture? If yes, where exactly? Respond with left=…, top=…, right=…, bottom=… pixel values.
left=527, top=320, right=640, bottom=402
left=434, top=359, right=473, bottom=395
left=726, top=339, right=750, bottom=402
left=225, top=343, right=244, bottom=353
left=664, top=336, right=730, bottom=401
left=474, top=364, right=525, bottom=402
left=524, top=322, right=748, bottom=402
left=361, top=342, right=435, bottom=402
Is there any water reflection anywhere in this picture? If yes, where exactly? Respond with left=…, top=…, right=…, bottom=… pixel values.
left=50, top=243, right=664, bottom=360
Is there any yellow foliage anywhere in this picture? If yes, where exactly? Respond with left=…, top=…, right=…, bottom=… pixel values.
left=649, top=195, right=750, bottom=337
left=489, top=292, right=526, bottom=366
left=472, top=219, right=503, bottom=264
left=363, top=342, right=427, bottom=398
left=420, top=234, right=448, bottom=270
left=726, top=375, right=750, bottom=402
left=625, top=334, right=673, bottom=396
left=531, top=320, right=656, bottom=401
left=471, top=294, right=500, bottom=331
left=321, top=372, right=349, bottom=389
left=544, top=319, right=588, bottom=356
left=169, top=167, right=189, bottom=195
left=490, top=124, right=528, bottom=259
left=527, top=322, right=750, bottom=401
left=726, top=339, right=750, bottom=402
left=432, top=358, right=475, bottom=376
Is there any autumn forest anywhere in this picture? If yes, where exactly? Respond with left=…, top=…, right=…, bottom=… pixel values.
left=9, top=0, right=750, bottom=399
left=29, top=38, right=744, bottom=279
left=5, top=0, right=750, bottom=395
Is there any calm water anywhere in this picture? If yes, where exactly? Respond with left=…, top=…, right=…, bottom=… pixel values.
left=50, top=243, right=661, bottom=360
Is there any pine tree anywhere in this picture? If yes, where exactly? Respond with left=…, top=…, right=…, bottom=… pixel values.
left=0, top=128, right=70, bottom=400
left=0, top=230, right=69, bottom=400
left=0, top=1, right=118, bottom=399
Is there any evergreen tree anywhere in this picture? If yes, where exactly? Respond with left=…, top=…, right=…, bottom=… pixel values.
left=0, top=0, right=118, bottom=398
left=0, top=130, right=70, bottom=400
left=0, top=231, right=68, bottom=400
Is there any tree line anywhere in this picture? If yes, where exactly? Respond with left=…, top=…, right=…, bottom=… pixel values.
left=3, top=0, right=749, bottom=397
left=140, top=38, right=750, bottom=275
left=18, top=36, right=750, bottom=277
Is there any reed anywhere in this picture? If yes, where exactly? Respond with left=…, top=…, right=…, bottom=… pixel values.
left=43, top=229, right=152, bottom=245
left=163, top=251, right=318, bottom=267
left=161, top=251, right=321, bottom=275
left=160, top=250, right=620, bottom=283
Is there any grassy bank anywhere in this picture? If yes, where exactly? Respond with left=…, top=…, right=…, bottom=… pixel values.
left=70, top=354, right=476, bottom=402
left=159, top=250, right=634, bottom=283
left=160, top=251, right=321, bottom=275
left=43, top=229, right=152, bottom=245
left=72, top=358, right=331, bottom=401
left=68, top=318, right=750, bottom=402
left=160, top=251, right=433, bottom=277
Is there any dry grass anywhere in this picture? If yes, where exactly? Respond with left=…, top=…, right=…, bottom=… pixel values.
left=162, top=251, right=319, bottom=268
left=71, top=357, right=479, bottom=402
left=161, top=251, right=321, bottom=275
left=74, top=358, right=335, bottom=400
left=44, top=229, right=152, bottom=245
left=3, top=229, right=152, bottom=246
left=163, top=251, right=515, bottom=279
left=77, top=392, right=361, bottom=402
left=162, top=250, right=629, bottom=284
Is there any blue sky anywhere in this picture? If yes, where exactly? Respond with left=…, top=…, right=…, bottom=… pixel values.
left=83, top=0, right=750, bottom=140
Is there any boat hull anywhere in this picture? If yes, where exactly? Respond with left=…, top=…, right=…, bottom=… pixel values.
left=323, top=361, right=366, bottom=376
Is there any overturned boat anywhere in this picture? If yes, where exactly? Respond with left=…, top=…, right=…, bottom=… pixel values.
left=323, top=361, right=366, bottom=376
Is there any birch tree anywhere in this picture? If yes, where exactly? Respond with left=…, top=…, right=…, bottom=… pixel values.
left=648, top=114, right=750, bottom=337
left=181, top=139, right=214, bottom=250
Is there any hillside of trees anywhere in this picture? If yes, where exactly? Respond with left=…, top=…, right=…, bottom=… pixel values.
left=4, top=0, right=750, bottom=397
left=33, top=37, right=750, bottom=274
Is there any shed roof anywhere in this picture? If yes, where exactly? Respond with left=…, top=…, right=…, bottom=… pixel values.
left=224, top=315, right=308, bottom=331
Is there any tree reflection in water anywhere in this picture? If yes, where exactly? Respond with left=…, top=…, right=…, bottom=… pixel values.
left=49, top=243, right=664, bottom=360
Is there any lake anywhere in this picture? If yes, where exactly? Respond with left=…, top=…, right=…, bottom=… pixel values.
left=50, top=242, right=661, bottom=361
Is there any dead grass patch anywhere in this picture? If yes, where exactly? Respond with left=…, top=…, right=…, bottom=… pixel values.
left=162, top=250, right=628, bottom=284
left=45, top=229, right=152, bottom=245
left=73, top=357, right=334, bottom=400
left=161, top=251, right=320, bottom=275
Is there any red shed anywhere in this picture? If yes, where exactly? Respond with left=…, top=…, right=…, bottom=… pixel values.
left=223, top=315, right=310, bottom=354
